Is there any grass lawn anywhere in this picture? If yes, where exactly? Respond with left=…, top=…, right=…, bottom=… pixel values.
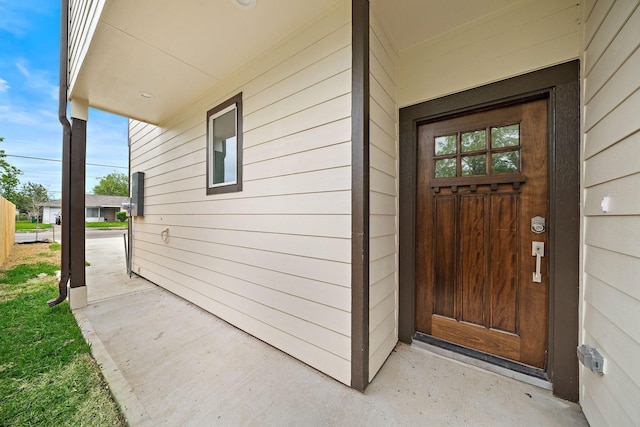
left=0, top=244, right=125, bottom=426
left=85, top=222, right=127, bottom=229
left=15, top=221, right=127, bottom=231
left=15, top=221, right=53, bottom=231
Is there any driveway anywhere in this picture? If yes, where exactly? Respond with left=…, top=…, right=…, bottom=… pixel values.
left=15, top=225, right=127, bottom=243
left=85, top=236, right=156, bottom=302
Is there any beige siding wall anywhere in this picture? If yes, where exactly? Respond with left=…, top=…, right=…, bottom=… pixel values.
left=129, top=2, right=353, bottom=385
left=68, top=0, right=105, bottom=94
left=368, top=11, right=399, bottom=381
left=581, top=1, right=640, bottom=425
left=398, top=0, right=582, bottom=107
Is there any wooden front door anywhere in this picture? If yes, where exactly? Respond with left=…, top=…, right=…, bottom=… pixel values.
left=416, top=99, right=548, bottom=368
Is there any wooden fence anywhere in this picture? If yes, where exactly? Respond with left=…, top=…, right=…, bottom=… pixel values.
left=0, top=196, right=16, bottom=266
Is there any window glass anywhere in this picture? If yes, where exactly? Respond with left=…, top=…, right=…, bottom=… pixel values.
left=491, top=124, right=519, bottom=148
left=461, top=130, right=485, bottom=152
left=435, top=158, right=456, bottom=178
left=491, top=151, right=520, bottom=173
left=461, top=155, right=486, bottom=176
left=435, top=135, right=456, bottom=156
left=433, top=123, right=522, bottom=179
left=209, top=107, right=237, bottom=186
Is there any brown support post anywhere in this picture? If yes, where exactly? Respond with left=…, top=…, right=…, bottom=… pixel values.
left=351, top=0, right=370, bottom=392
left=61, top=120, right=72, bottom=284
left=69, top=117, right=86, bottom=307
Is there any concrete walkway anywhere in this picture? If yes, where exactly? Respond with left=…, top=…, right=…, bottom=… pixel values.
left=76, top=237, right=588, bottom=426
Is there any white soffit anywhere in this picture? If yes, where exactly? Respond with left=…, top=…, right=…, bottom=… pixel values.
left=72, top=0, right=517, bottom=123
left=371, top=0, right=518, bottom=51
left=72, top=0, right=338, bottom=124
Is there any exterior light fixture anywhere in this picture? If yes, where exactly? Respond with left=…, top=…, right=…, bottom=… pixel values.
left=138, top=91, right=154, bottom=99
left=233, top=0, right=256, bottom=10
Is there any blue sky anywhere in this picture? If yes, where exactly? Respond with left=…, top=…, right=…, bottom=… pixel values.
left=0, top=1, right=129, bottom=199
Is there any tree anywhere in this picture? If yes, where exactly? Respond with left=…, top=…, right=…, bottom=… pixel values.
left=93, top=171, right=129, bottom=196
left=18, top=182, right=50, bottom=241
left=0, top=137, right=23, bottom=205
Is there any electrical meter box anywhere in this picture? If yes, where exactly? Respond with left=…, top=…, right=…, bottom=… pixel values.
left=131, top=172, right=145, bottom=216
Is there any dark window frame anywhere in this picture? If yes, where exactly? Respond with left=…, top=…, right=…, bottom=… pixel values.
left=206, top=93, right=243, bottom=195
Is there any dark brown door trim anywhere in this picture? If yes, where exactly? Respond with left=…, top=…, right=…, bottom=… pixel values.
left=398, top=60, right=580, bottom=402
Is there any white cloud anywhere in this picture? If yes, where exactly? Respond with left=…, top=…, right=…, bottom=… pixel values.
left=0, top=77, right=9, bottom=92
left=0, top=103, right=59, bottom=130
left=14, top=60, right=58, bottom=101
left=16, top=62, right=29, bottom=77
left=0, top=1, right=56, bottom=37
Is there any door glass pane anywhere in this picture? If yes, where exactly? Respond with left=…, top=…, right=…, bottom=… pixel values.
left=491, top=124, right=519, bottom=148
left=461, top=130, right=486, bottom=152
left=461, top=155, right=486, bottom=176
left=435, top=135, right=457, bottom=156
left=491, top=151, right=520, bottom=173
left=435, top=158, right=456, bottom=178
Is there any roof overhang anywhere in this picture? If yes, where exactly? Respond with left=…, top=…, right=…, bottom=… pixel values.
left=70, top=0, right=516, bottom=124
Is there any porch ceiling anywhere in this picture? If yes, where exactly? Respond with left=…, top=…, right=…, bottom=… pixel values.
left=71, top=0, right=515, bottom=124
left=370, top=0, right=516, bottom=51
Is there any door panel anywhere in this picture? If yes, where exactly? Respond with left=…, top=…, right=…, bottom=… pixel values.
left=460, top=195, right=484, bottom=325
left=433, top=196, right=455, bottom=318
left=490, top=194, right=518, bottom=333
left=416, top=99, right=548, bottom=369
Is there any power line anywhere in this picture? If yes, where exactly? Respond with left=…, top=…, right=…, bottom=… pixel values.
left=18, top=170, right=105, bottom=179
left=5, top=154, right=127, bottom=169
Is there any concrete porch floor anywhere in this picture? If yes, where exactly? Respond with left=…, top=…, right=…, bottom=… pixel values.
left=76, top=237, right=588, bottom=426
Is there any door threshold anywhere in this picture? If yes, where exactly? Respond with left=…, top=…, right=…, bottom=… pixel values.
left=412, top=334, right=552, bottom=391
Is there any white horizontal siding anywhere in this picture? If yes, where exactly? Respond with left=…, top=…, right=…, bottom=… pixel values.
left=244, top=117, right=350, bottom=165
left=140, top=192, right=351, bottom=216
left=68, top=0, right=105, bottom=94
left=133, top=243, right=350, bottom=340
left=136, top=224, right=351, bottom=264
left=583, top=30, right=640, bottom=130
left=581, top=1, right=640, bottom=425
left=368, top=10, right=399, bottom=382
left=139, top=214, right=349, bottom=239
left=583, top=129, right=640, bottom=189
left=584, top=85, right=640, bottom=159
left=133, top=253, right=350, bottom=383
left=583, top=0, right=638, bottom=74
left=244, top=143, right=350, bottom=182
left=583, top=4, right=640, bottom=104
left=129, top=1, right=353, bottom=385
left=399, top=0, right=582, bottom=107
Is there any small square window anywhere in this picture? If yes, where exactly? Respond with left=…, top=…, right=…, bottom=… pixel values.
left=206, top=93, right=243, bottom=194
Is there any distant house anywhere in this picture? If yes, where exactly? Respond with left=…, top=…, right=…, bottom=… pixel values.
left=62, top=0, right=640, bottom=424
left=42, top=195, right=128, bottom=224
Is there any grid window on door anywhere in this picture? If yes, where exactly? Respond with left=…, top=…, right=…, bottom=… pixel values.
left=433, top=124, right=520, bottom=178
left=206, top=93, right=243, bottom=195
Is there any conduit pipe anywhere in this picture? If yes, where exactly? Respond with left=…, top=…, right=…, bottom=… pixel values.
left=48, top=0, right=71, bottom=307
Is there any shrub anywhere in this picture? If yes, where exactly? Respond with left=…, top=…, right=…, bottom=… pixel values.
left=116, top=211, right=128, bottom=222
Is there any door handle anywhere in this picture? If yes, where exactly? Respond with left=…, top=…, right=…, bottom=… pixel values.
left=532, top=241, right=544, bottom=283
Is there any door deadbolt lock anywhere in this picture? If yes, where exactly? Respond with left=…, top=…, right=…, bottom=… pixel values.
left=531, top=216, right=546, bottom=234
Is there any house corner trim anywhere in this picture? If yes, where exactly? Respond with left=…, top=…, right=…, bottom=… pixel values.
left=351, top=0, right=370, bottom=392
